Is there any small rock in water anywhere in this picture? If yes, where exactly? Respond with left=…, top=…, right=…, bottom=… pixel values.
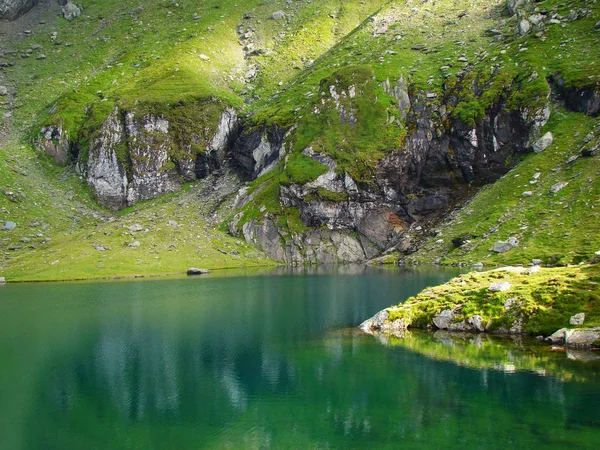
left=187, top=268, right=211, bottom=276
left=489, top=281, right=511, bottom=292
left=570, top=313, right=585, bottom=326
left=532, top=259, right=542, bottom=266
left=472, top=262, right=484, bottom=269
left=0, top=277, right=5, bottom=284
left=546, top=328, right=567, bottom=344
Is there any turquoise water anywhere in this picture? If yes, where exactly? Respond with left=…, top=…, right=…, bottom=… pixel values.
left=0, top=267, right=599, bottom=449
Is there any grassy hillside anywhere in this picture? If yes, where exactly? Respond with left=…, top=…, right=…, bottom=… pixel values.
left=1, top=0, right=599, bottom=280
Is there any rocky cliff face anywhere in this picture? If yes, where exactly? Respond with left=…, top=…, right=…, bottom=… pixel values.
left=0, top=0, right=38, bottom=20
left=75, top=105, right=240, bottom=210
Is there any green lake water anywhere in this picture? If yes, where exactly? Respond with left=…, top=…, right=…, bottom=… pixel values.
left=0, top=266, right=599, bottom=449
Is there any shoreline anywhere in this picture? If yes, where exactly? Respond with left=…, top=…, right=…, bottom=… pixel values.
left=360, top=264, right=600, bottom=349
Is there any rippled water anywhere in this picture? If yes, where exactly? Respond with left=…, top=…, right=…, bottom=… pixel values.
left=0, top=266, right=599, bottom=449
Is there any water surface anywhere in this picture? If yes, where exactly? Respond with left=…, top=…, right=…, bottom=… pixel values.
left=0, top=266, right=599, bottom=449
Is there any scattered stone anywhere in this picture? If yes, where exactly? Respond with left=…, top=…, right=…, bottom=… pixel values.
left=167, top=220, right=180, bottom=227
left=3, top=190, right=25, bottom=203
left=198, top=54, right=210, bottom=61
left=518, top=20, right=531, bottom=36
left=532, top=132, right=553, bottom=153
left=128, top=241, right=141, bottom=248
left=566, top=154, right=579, bottom=164
left=550, top=181, right=568, bottom=193
left=489, top=281, right=511, bottom=293
left=595, top=20, right=600, bottom=30
left=528, top=14, right=544, bottom=26
left=522, top=191, right=533, bottom=197
left=93, top=244, right=109, bottom=251
left=0, top=86, right=7, bottom=96
left=271, top=11, right=286, bottom=20
left=582, top=144, right=598, bottom=157
left=20, top=237, right=30, bottom=243
left=187, top=268, right=211, bottom=276
left=546, top=328, right=567, bottom=344
left=128, top=224, right=144, bottom=232
left=570, top=313, right=585, bottom=326
left=565, top=329, right=600, bottom=348
left=535, top=335, right=544, bottom=341
left=36, top=54, right=46, bottom=60
left=4, top=221, right=16, bottom=231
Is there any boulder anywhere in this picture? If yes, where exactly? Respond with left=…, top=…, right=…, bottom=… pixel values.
left=433, top=309, right=455, bottom=330
left=546, top=328, right=567, bottom=344
left=518, top=20, right=531, bottom=36
left=359, top=309, right=389, bottom=332
left=187, top=268, right=211, bottom=276
left=468, top=315, right=486, bottom=332
left=62, top=1, right=80, bottom=21
left=532, top=132, right=553, bottom=153
left=489, top=282, right=511, bottom=293
left=493, top=238, right=518, bottom=253
left=569, top=313, right=585, bottom=326
left=565, top=329, right=600, bottom=348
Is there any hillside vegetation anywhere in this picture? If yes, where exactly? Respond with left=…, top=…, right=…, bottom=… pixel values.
left=0, top=0, right=599, bottom=280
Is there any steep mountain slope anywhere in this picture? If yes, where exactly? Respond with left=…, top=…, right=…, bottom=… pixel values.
left=1, top=0, right=599, bottom=280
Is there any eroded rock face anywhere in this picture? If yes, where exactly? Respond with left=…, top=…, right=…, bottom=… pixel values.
left=230, top=125, right=287, bottom=178
left=79, top=107, right=240, bottom=210
left=85, top=107, right=128, bottom=210
left=239, top=217, right=377, bottom=264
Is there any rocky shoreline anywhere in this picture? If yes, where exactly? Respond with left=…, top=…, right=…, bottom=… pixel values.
left=360, top=265, right=600, bottom=349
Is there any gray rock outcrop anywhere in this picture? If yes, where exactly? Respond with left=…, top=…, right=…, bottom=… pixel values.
left=0, top=0, right=38, bottom=20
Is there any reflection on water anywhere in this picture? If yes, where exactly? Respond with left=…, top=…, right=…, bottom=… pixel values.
left=1, top=267, right=599, bottom=449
